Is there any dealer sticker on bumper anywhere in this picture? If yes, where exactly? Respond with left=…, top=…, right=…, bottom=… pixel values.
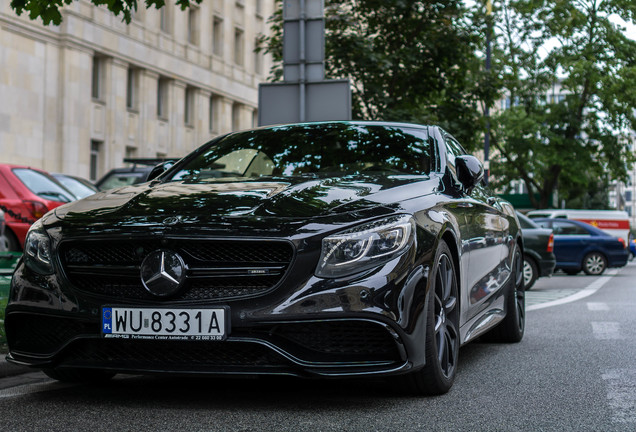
left=102, top=307, right=228, bottom=341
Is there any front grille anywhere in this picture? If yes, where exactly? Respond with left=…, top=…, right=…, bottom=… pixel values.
left=58, top=239, right=294, bottom=302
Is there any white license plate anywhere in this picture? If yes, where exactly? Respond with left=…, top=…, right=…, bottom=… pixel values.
left=102, top=307, right=228, bottom=341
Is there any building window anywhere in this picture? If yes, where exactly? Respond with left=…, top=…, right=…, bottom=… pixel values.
left=90, top=140, right=102, bottom=181
left=254, top=38, right=262, bottom=75
left=232, top=103, right=241, bottom=131
left=185, top=86, right=196, bottom=126
left=256, top=0, right=263, bottom=17
left=126, top=67, right=139, bottom=110
left=252, top=109, right=258, bottom=128
left=160, top=6, right=171, bottom=34
left=188, top=7, right=200, bottom=46
left=157, top=78, right=169, bottom=119
left=234, top=28, right=244, bottom=66
left=91, top=56, right=103, bottom=100
left=212, top=17, right=223, bottom=56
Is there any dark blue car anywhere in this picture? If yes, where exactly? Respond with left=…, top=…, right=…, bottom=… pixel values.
left=533, top=218, right=629, bottom=275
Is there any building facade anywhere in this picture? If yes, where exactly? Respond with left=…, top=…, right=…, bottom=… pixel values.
left=0, top=0, right=275, bottom=181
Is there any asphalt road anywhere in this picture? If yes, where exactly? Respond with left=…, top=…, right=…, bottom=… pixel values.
left=0, top=263, right=634, bottom=432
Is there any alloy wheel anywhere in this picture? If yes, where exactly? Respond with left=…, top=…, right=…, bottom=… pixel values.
left=522, top=259, right=533, bottom=287
left=584, top=253, right=606, bottom=275
left=433, top=253, right=459, bottom=379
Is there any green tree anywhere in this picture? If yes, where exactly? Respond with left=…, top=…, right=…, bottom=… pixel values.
left=489, top=0, right=636, bottom=209
left=10, top=0, right=202, bottom=26
left=258, top=0, right=488, bottom=150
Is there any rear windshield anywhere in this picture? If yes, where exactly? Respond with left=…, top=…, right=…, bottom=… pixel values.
left=13, top=168, right=74, bottom=203
left=166, top=123, right=434, bottom=183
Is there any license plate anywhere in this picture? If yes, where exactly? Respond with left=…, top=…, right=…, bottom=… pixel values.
left=102, top=307, right=228, bottom=341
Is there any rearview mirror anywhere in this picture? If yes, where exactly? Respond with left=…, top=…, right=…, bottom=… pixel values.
left=456, top=155, right=484, bottom=194
left=147, top=161, right=175, bottom=182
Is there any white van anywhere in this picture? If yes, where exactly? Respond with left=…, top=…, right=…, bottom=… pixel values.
left=526, top=209, right=631, bottom=244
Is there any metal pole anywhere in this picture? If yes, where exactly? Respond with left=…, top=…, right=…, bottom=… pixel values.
left=299, top=0, right=306, bottom=122
left=484, top=0, right=492, bottom=185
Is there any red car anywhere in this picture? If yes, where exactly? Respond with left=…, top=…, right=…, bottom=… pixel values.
left=0, top=164, right=75, bottom=250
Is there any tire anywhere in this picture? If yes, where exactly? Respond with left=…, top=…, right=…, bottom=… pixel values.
left=397, top=240, right=459, bottom=395
left=43, top=367, right=115, bottom=383
left=483, top=246, right=525, bottom=343
left=2, top=229, right=21, bottom=252
left=582, top=252, right=606, bottom=275
left=522, top=256, right=538, bottom=290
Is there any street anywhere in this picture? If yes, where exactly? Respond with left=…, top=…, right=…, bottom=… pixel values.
left=0, top=263, right=635, bottom=431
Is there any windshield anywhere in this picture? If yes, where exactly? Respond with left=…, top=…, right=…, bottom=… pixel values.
left=166, top=123, right=433, bottom=183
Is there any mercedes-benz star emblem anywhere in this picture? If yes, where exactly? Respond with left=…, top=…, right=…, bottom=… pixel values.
left=140, top=250, right=186, bottom=297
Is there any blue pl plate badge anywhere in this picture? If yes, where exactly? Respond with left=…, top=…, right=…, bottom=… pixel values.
left=102, top=307, right=113, bottom=334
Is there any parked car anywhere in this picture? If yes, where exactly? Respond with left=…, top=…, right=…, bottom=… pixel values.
left=516, top=212, right=555, bottom=290
left=96, top=158, right=177, bottom=191
left=533, top=218, right=629, bottom=275
left=629, top=238, right=636, bottom=260
left=52, top=173, right=99, bottom=199
left=0, top=164, right=75, bottom=250
left=6, top=121, right=525, bottom=395
left=527, top=209, right=630, bottom=245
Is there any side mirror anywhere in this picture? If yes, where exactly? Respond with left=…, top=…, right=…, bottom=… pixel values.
left=147, top=161, right=175, bottom=182
left=455, top=155, right=484, bottom=193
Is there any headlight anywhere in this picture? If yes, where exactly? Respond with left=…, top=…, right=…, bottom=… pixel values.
left=24, top=219, right=54, bottom=275
left=316, top=214, right=415, bottom=278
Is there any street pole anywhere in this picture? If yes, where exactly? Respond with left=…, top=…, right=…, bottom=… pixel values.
left=484, top=0, right=492, bottom=185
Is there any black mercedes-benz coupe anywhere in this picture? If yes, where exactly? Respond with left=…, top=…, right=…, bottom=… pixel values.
left=5, top=121, right=524, bottom=395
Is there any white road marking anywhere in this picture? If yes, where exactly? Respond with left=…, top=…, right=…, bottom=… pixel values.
left=602, top=369, right=636, bottom=425
left=527, top=268, right=618, bottom=311
left=0, top=380, right=74, bottom=399
left=587, top=302, right=610, bottom=311
left=591, top=322, right=622, bottom=340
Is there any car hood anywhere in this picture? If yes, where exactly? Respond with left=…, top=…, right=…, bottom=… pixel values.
left=53, top=175, right=436, bottom=226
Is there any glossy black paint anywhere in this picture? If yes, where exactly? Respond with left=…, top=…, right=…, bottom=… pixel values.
left=5, top=122, right=522, bottom=380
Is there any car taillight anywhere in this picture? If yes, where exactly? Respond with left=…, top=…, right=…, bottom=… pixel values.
left=547, top=233, right=554, bottom=253
left=618, top=238, right=626, bottom=249
left=23, top=200, right=48, bottom=219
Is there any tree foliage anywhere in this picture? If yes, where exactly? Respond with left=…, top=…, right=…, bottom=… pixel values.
left=490, top=0, right=636, bottom=208
left=258, top=0, right=487, bottom=150
left=10, top=0, right=202, bottom=26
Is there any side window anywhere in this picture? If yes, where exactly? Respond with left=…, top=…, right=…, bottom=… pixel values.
left=553, top=221, right=589, bottom=235
left=443, top=134, right=467, bottom=189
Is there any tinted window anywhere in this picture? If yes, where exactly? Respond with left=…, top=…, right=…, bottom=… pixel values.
left=517, top=212, right=539, bottom=229
left=168, top=124, right=433, bottom=182
left=442, top=134, right=468, bottom=188
left=98, top=172, right=148, bottom=190
left=552, top=221, right=590, bottom=235
left=13, top=168, right=74, bottom=203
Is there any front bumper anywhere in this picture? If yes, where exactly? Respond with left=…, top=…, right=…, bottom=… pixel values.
left=6, top=251, right=430, bottom=378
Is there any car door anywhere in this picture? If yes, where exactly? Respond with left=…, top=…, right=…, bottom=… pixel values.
left=438, top=131, right=508, bottom=319
left=551, top=220, right=592, bottom=266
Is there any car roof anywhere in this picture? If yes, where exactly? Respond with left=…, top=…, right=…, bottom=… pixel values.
left=533, top=218, right=611, bottom=236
